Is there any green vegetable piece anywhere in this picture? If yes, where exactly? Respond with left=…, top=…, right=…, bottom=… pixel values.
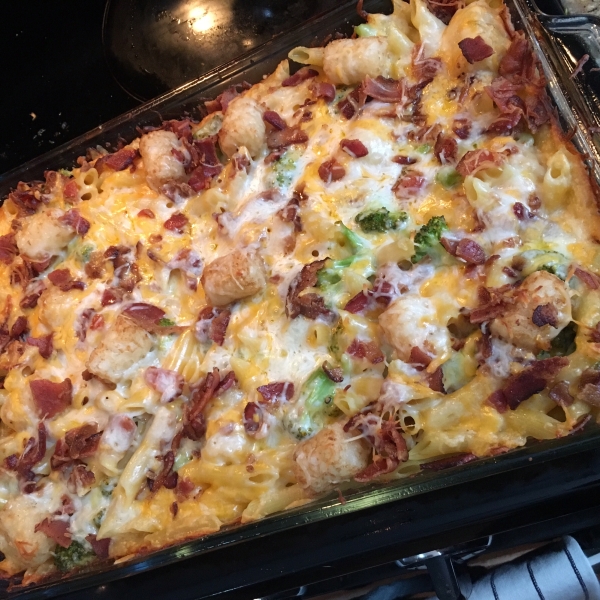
left=354, top=23, right=377, bottom=37
left=317, top=256, right=355, bottom=288
left=93, top=509, right=106, bottom=529
left=193, top=112, right=223, bottom=140
left=58, top=168, right=72, bottom=178
left=78, top=244, right=94, bottom=263
left=435, top=168, right=462, bottom=190
left=416, top=143, right=431, bottom=154
left=537, top=322, right=577, bottom=359
left=158, top=318, right=176, bottom=327
left=54, top=541, right=95, bottom=572
left=355, top=208, right=407, bottom=233
left=337, top=222, right=369, bottom=254
left=272, top=148, right=299, bottom=188
left=411, top=215, right=448, bottom=263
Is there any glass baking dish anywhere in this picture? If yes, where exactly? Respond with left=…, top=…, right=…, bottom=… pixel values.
left=1, top=0, right=600, bottom=596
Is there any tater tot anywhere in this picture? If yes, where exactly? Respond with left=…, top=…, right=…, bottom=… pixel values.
left=138, top=130, right=189, bottom=191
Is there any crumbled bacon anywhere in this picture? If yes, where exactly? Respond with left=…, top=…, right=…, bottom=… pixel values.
left=68, top=464, right=96, bottom=494
left=101, top=288, right=124, bottom=307
left=86, top=534, right=110, bottom=559
left=433, top=133, right=457, bottom=164
left=4, top=422, right=46, bottom=479
left=456, top=149, right=504, bottom=177
left=340, top=139, right=369, bottom=158
left=318, top=158, right=345, bottom=184
left=94, top=147, right=138, bottom=174
left=167, top=248, right=204, bottom=290
left=164, top=212, right=189, bottom=234
left=323, top=361, right=344, bottom=383
left=469, top=284, right=514, bottom=324
left=267, top=126, right=309, bottom=149
left=454, top=239, right=486, bottom=265
left=205, top=82, right=251, bottom=113
left=183, top=367, right=221, bottom=440
left=161, top=118, right=193, bottom=141
left=148, top=450, right=178, bottom=493
left=513, top=202, right=532, bottom=220
left=420, top=453, right=478, bottom=471
left=487, top=356, right=569, bottom=412
left=0, top=233, right=19, bottom=264
left=424, top=0, right=458, bottom=24
left=145, top=367, right=185, bottom=403
left=486, top=111, right=523, bottom=135
left=26, top=333, right=53, bottom=359
left=48, top=268, right=86, bottom=292
left=263, top=110, right=287, bottom=131
left=532, top=303, right=558, bottom=328
left=58, top=209, right=90, bottom=236
left=194, top=306, right=231, bottom=345
left=409, top=346, right=432, bottom=369
left=411, top=46, right=442, bottom=80
left=63, top=180, right=80, bottom=201
left=499, top=33, right=535, bottom=79
left=310, top=82, right=336, bottom=102
left=85, top=251, right=105, bottom=279
left=121, top=303, right=184, bottom=335
left=362, top=76, right=406, bottom=102
left=30, top=378, right=73, bottom=419
left=574, top=267, right=600, bottom=289
left=549, top=381, right=574, bottom=407
left=51, top=423, right=102, bottom=470
left=344, top=291, right=369, bottom=313
left=8, top=182, right=45, bottom=216
left=452, top=118, right=471, bottom=139
left=392, top=155, right=418, bottom=165
left=392, top=169, right=425, bottom=199
left=243, top=402, right=263, bottom=436
left=35, top=518, right=71, bottom=548
left=428, top=367, right=446, bottom=393
left=138, top=209, right=155, bottom=219
left=282, top=67, right=318, bottom=87
left=19, top=280, right=46, bottom=309
left=286, top=259, right=334, bottom=320
left=337, top=88, right=364, bottom=120
left=277, top=198, right=302, bottom=233
left=346, top=339, right=384, bottom=364
left=187, top=139, right=223, bottom=191
left=257, top=381, right=295, bottom=403
left=160, top=180, right=194, bottom=203
left=458, top=36, right=494, bottom=64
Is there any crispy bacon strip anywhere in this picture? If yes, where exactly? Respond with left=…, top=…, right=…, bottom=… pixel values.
left=30, top=378, right=73, bottom=419
left=0, top=233, right=19, bottom=264
left=183, top=368, right=221, bottom=440
left=282, top=67, right=318, bottom=87
left=26, top=333, right=54, bottom=359
left=195, top=306, right=231, bottom=345
left=48, top=268, right=86, bottom=292
left=456, top=149, right=504, bottom=177
left=267, top=126, right=309, bottom=149
left=243, top=402, right=263, bottom=436
left=318, top=158, right=346, bottom=183
left=58, top=209, right=90, bottom=236
left=35, top=518, right=71, bottom=548
left=458, top=36, right=494, bottom=64
left=346, top=339, right=384, bottom=364
left=51, top=423, right=102, bottom=470
left=286, top=260, right=334, bottom=320
left=257, top=381, right=295, bottom=403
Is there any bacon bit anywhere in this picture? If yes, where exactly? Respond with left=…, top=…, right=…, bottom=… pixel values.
left=20, top=280, right=46, bottom=309
left=318, top=158, right=345, bottom=184
left=452, top=118, right=471, bottom=140
left=392, top=170, right=425, bottom=199
left=204, top=82, right=251, bottom=113
left=340, top=139, right=369, bottom=158
left=30, top=378, right=73, bottom=419
left=570, top=54, right=589, bottom=79
left=90, top=314, right=104, bottom=330
left=428, top=366, right=445, bottom=393
left=409, top=346, right=432, bottom=370
left=549, top=381, right=574, bottom=407
left=160, top=180, right=194, bottom=203
left=411, top=46, right=443, bottom=80
left=310, top=82, right=336, bottom=102
left=162, top=118, right=193, bottom=141
left=257, top=381, right=295, bottom=403
left=513, top=202, right=531, bottom=220
left=176, top=477, right=196, bottom=502
left=4, top=422, right=46, bottom=479
left=215, top=370, right=237, bottom=396
left=499, top=33, right=535, bottom=78
left=84, top=251, right=105, bottom=280
left=488, top=356, right=569, bottom=412
left=392, top=155, right=418, bottom=165
left=486, top=111, right=523, bottom=135
left=420, top=453, right=478, bottom=471
left=163, top=212, right=189, bottom=234
left=47, top=268, right=86, bottom=292
left=458, top=36, right=494, bottom=64
left=322, top=361, right=344, bottom=383
left=8, top=182, right=45, bottom=216
left=425, top=0, right=458, bottom=24
left=51, top=423, right=102, bottom=470
left=195, top=306, right=231, bottom=346
left=267, top=126, right=309, bottom=150
left=10, top=316, right=28, bottom=339
left=94, top=147, right=138, bottom=174
left=0, top=233, right=19, bottom=264
left=362, top=76, right=406, bottom=102
left=63, top=180, right=80, bottom=201
left=183, top=368, right=221, bottom=440
left=68, top=464, right=96, bottom=494
left=456, top=149, right=504, bottom=177
left=574, top=267, right=600, bottom=289
left=186, top=138, right=223, bottom=191
left=101, top=287, right=124, bottom=307
left=277, top=198, right=302, bottom=232
left=337, top=88, right=363, bottom=120
left=26, top=333, right=53, bottom=359
left=148, top=450, right=177, bottom=493
left=282, top=67, right=318, bottom=87
left=58, top=209, right=90, bottom=236
left=35, top=518, right=71, bottom=548
left=86, top=534, right=110, bottom=559
left=243, top=402, right=263, bottom=436
left=470, top=284, right=514, bottom=324
left=433, top=133, right=457, bottom=164
left=263, top=110, right=287, bottom=131
left=286, top=259, right=334, bottom=321
left=344, top=291, right=369, bottom=313
left=170, top=502, right=179, bottom=518
left=145, top=367, right=185, bottom=403
left=138, top=208, right=155, bottom=219
left=346, top=339, right=384, bottom=364
left=455, top=239, right=486, bottom=265
left=532, top=303, right=558, bottom=328
left=529, top=195, right=542, bottom=211
left=440, top=237, right=458, bottom=256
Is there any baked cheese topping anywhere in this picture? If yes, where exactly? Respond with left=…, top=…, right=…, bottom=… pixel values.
left=1, top=0, right=600, bottom=583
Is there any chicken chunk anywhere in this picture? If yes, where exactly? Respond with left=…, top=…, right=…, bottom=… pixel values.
left=293, top=422, right=370, bottom=496
left=490, top=271, right=572, bottom=352
left=86, top=315, right=153, bottom=383
left=379, top=294, right=451, bottom=363
left=139, top=130, right=189, bottom=192
left=15, top=210, right=75, bottom=261
left=201, top=248, right=266, bottom=306
left=218, top=95, right=266, bottom=159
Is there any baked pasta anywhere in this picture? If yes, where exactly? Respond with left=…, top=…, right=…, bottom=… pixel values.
left=1, top=0, right=600, bottom=584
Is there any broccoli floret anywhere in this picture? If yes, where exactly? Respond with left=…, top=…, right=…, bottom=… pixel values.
left=317, top=256, right=355, bottom=287
left=54, top=541, right=95, bottom=573
left=337, top=222, right=370, bottom=254
left=355, top=208, right=407, bottom=233
left=354, top=23, right=377, bottom=37
left=271, top=148, right=300, bottom=188
left=92, top=509, right=106, bottom=529
left=158, top=317, right=176, bottom=327
left=416, top=143, right=431, bottom=154
left=193, top=112, right=223, bottom=140
left=411, top=215, right=448, bottom=263
left=537, top=322, right=577, bottom=359
left=284, top=369, right=337, bottom=440
left=58, top=168, right=72, bottom=178
left=77, top=244, right=94, bottom=263
left=435, top=168, right=462, bottom=190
